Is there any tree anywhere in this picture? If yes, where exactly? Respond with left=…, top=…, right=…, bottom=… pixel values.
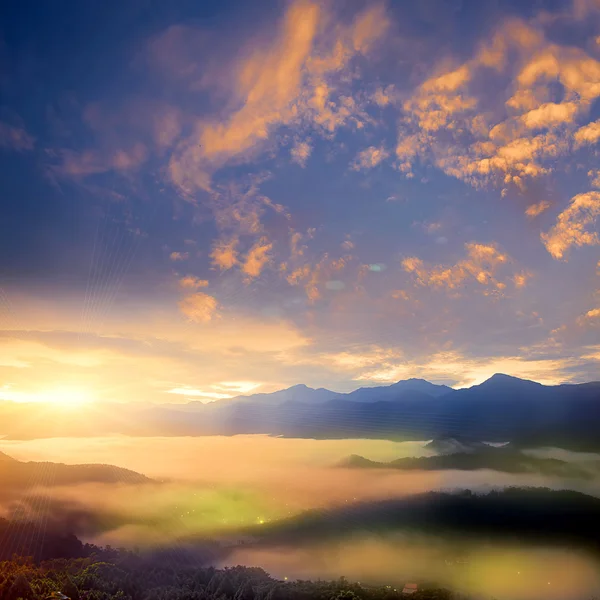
left=8, top=575, right=34, bottom=600
left=234, top=582, right=254, bottom=600
left=63, top=576, right=80, bottom=600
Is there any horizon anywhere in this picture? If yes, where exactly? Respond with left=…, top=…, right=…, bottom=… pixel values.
left=1, top=371, right=599, bottom=407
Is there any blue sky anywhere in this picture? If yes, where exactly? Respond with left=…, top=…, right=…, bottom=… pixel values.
left=0, top=0, right=599, bottom=405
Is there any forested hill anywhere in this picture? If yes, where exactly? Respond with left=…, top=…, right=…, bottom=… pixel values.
left=0, top=552, right=454, bottom=600
left=339, top=447, right=595, bottom=478
left=0, top=451, right=151, bottom=494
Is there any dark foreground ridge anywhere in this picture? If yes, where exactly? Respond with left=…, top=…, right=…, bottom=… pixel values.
left=0, top=552, right=454, bottom=600
left=241, top=487, right=600, bottom=555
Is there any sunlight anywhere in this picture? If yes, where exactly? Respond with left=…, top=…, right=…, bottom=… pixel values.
left=0, top=384, right=94, bottom=407
left=39, top=386, right=94, bottom=407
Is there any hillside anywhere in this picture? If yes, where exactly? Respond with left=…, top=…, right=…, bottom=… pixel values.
left=339, top=446, right=594, bottom=478
left=247, top=487, right=600, bottom=553
left=1, top=374, right=600, bottom=450
left=0, top=451, right=152, bottom=494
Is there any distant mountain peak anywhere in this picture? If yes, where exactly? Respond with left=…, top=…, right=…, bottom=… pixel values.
left=481, top=373, right=542, bottom=386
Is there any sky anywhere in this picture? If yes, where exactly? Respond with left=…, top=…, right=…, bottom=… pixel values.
left=0, top=0, right=599, bottom=405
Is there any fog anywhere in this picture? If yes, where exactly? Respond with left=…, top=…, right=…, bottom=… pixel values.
left=225, top=537, right=600, bottom=600
left=1, top=435, right=600, bottom=599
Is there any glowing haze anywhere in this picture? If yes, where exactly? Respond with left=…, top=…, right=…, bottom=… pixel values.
left=1, top=0, right=600, bottom=405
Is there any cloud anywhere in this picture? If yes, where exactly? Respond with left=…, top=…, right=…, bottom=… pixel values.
left=0, top=121, right=35, bottom=152
left=153, top=107, right=182, bottom=150
left=353, top=349, right=579, bottom=388
left=372, top=86, right=394, bottom=107
left=286, top=253, right=355, bottom=302
left=168, top=1, right=390, bottom=194
left=179, top=276, right=209, bottom=290
left=352, top=145, right=389, bottom=170
left=166, top=386, right=232, bottom=402
left=211, top=238, right=239, bottom=271
left=178, top=292, right=219, bottom=322
left=576, top=308, right=600, bottom=327
left=393, top=16, right=600, bottom=193
left=291, top=140, right=312, bottom=167
left=574, top=119, right=600, bottom=147
left=513, top=271, right=532, bottom=289
left=525, top=200, right=551, bottom=218
left=521, top=102, right=579, bottom=129
left=402, top=243, right=511, bottom=292
left=55, top=144, right=148, bottom=177
left=170, top=251, right=190, bottom=261
left=242, top=237, right=273, bottom=279
left=541, top=191, right=600, bottom=259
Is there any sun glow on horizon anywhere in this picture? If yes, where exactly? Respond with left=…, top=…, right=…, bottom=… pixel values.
left=0, top=384, right=95, bottom=407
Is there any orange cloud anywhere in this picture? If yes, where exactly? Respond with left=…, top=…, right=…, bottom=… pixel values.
left=574, top=119, right=600, bottom=147
left=285, top=253, right=355, bottom=302
left=521, top=101, right=579, bottom=129
left=179, top=276, right=209, bottom=290
left=395, top=16, right=600, bottom=192
left=210, top=238, right=239, bottom=271
left=589, top=170, right=600, bottom=188
left=372, top=86, right=393, bottom=107
left=168, top=1, right=389, bottom=194
left=541, top=191, right=600, bottom=259
left=351, top=3, right=388, bottom=53
left=403, top=243, right=510, bottom=291
left=170, top=251, right=190, bottom=261
left=525, top=200, right=551, bottom=217
left=576, top=307, right=600, bottom=327
left=352, top=145, right=389, bottom=170
left=291, top=140, right=312, bottom=167
left=178, top=292, right=219, bottom=323
left=513, top=271, right=532, bottom=288
left=242, top=238, right=273, bottom=279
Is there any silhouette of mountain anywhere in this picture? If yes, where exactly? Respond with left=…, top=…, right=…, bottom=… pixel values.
left=0, top=451, right=152, bottom=493
left=1, top=374, right=599, bottom=450
left=338, top=445, right=594, bottom=478
left=245, top=487, right=600, bottom=553
left=226, top=378, right=453, bottom=405
left=231, top=383, right=340, bottom=405
left=345, top=378, right=453, bottom=402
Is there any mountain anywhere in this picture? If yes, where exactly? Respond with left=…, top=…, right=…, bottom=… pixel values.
left=345, top=378, right=453, bottom=402
left=1, top=374, right=599, bottom=450
left=339, top=445, right=594, bottom=478
left=222, top=378, right=453, bottom=406
left=231, top=384, right=340, bottom=405
left=0, top=451, right=152, bottom=494
left=241, top=487, right=600, bottom=553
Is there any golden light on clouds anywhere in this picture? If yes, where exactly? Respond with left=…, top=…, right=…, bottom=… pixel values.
left=541, top=191, right=600, bottom=259
left=178, top=292, right=219, bottom=322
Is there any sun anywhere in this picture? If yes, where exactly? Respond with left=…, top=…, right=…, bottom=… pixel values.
left=37, top=386, right=94, bottom=408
